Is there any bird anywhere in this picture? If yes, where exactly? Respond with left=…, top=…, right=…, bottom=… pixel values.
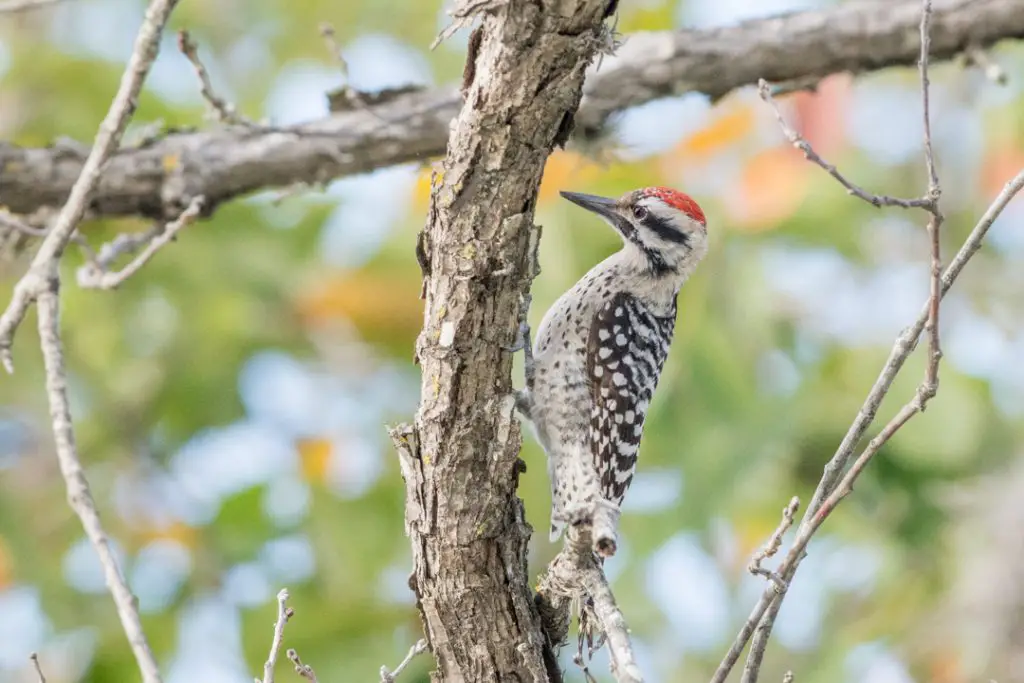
left=514, top=186, right=709, bottom=557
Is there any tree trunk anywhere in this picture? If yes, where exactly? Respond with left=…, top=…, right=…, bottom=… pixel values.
left=391, top=1, right=613, bottom=681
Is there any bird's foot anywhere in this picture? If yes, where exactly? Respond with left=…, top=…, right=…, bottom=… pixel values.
left=504, top=292, right=536, bottom=387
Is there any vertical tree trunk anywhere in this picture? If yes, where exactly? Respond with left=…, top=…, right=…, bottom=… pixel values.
left=391, top=1, right=613, bottom=681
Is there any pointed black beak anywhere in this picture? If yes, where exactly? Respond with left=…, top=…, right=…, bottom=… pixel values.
left=559, top=191, right=619, bottom=222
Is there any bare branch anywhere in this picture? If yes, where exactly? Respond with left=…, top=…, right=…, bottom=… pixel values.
left=0, top=0, right=67, bottom=12
left=0, top=4, right=180, bottom=683
left=0, top=0, right=182, bottom=372
left=0, top=210, right=46, bottom=238
left=713, top=168, right=1024, bottom=683
left=538, top=526, right=643, bottom=683
left=747, top=496, right=799, bottom=592
left=318, top=23, right=350, bottom=78
left=260, top=588, right=292, bottom=683
left=579, top=565, right=642, bottom=683
left=918, top=0, right=945, bottom=407
left=29, top=653, right=46, bottom=683
left=37, top=289, right=163, bottom=683
left=431, top=0, right=504, bottom=50
left=397, top=0, right=610, bottom=679
left=737, top=4, right=947, bottom=680
left=287, top=649, right=319, bottom=683
left=920, top=1, right=940, bottom=198
left=3, top=0, right=1022, bottom=222
left=76, top=196, right=204, bottom=290
left=317, top=23, right=390, bottom=124
left=380, top=639, right=428, bottom=683
left=177, top=31, right=257, bottom=127
left=757, top=80, right=929, bottom=209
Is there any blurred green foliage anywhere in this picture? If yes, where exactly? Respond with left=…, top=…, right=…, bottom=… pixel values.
left=1, top=1, right=1024, bottom=683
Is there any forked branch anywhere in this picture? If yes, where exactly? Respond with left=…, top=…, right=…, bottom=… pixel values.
left=715, top=1, right=1020, bottom=681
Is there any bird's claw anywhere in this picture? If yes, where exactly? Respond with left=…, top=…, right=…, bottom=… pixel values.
left=506, top=293, right=536, bottom=388
left=503, top=319, right=530, bottom=354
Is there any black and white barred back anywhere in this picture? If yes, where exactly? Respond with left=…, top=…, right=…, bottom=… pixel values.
left=586, top=291, right=676, bottom=505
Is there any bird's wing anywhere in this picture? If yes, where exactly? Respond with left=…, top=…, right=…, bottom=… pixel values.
left=585, top=291, right=676, bottom=506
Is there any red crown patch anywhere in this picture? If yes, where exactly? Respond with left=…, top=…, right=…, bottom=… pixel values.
left=640, top=187, right=706, bottom=226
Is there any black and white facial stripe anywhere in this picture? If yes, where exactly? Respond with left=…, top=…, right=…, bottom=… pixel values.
left=630, top=203, right=692, bottom=247
left=604, top=199, right=694, bottom=275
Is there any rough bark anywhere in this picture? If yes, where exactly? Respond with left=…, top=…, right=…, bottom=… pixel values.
left=2, top=0, right=1022, bottom=222
left=388, top=1, right=612, bottom=681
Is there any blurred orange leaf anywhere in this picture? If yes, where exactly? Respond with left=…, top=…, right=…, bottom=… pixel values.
left=982, top=147, right=1024, bottom=198
left=298, top=437, right=333, bottom=483
left=789, top=74, right=852, bottom=157
left=295, top=270, right=422, bottom=341
left=411, top=164, right=444, bottom=213
left=538, top=150, right=601, bottom=204
left=676, top=105, right=754, bottom=160
left=727, top=147, right=809, bottom=231
left=928, top=650, right=964, bottom=683
left=136, top=521, right=198, bottom=549
left=0, top=535, right=11, bottom=590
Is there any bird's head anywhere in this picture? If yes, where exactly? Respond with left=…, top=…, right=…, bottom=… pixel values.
left=560, top=186, right=709, bottom=276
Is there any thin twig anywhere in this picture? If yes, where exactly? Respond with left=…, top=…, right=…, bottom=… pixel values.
left=0, top=0, right=67, bottom=12
left=0, top=211, right=46, bottom=237
left=431, top=0, right=504, bottom=50
left=736, top=5, right=945, bottom=681
left=318, top=23, right=350, bottom=77
left=920, top=1, right=940, bottom=198
left=380, top=639, right=428, bottom=683
left=2, top=4, right=181, bottom=682
left=287, top=649, right=319, bottom=683
left=29, top=653, right=46, bottom=683
left=37, top=289, right=163, bottom=683
left=76, top=196, right=204, bottom=290
left=261, top=589, right=292, bottom=683
left=318, top=22, right=391, bottom=126
left=757, top=79, right=930, bottom=209
left=177, top=31, right=257, bottom=127
left=747, top=497, right=799, bottom=593
left=918, top=0, right=944, bottom=408
left=712, top=168, right=1024, bottom=683
left=0, top=0, right=181, bottom=374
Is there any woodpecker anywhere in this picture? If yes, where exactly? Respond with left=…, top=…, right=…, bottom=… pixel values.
left=516, top=186, right=709, bottom=557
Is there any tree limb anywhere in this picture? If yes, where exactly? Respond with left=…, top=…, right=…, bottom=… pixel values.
left=2, top=0, right=1021, bottom=222
left=0, top=2, right=181, bottom=683
left=37, top=286, right=166, bottom=683
left=0, top=0, right=68, bottom=12
left=729, top=3, right=950, bottom=679
left=712, top=166, right=1024, bottom=683
left=0, top=0, right=182, bottom=370
left=388, top=0, right=617, bottom=680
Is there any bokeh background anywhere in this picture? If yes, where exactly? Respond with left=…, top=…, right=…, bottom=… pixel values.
left=2, top=0, right=1024, bottom=682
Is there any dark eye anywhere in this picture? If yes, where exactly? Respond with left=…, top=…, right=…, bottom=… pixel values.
left=632, top=205, right=648, bottom=220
